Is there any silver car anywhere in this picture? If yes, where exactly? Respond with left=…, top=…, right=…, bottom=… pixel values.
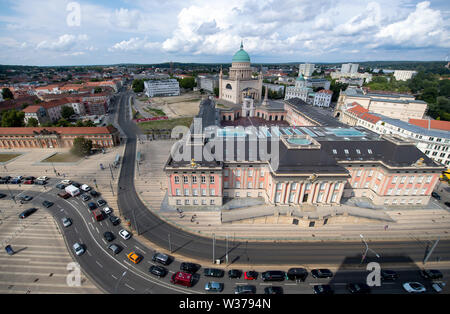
left=62, top=218, right=72, bottom=227
left=205, top=282, right=224, bottom=292
left=73, top=243, right=85, bottom=256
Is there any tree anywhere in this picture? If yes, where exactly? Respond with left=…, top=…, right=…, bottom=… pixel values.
left=132, top=79, right=145, bottom=93
left=71, top=137, right=93, bottom=157
left=26, top=118, right=39, bottom=127
left=94, top=87, right=102, bottom=94
left=179, top=77, right=196, bottom=90
left=1, top=109, right=25, bottom=127
left=61, top=106, right=75, bottom=120
left=213, top=87, right=219, bottom=97
left=2, top=88, right=14, bottom=100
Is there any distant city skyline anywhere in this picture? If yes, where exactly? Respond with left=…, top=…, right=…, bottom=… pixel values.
left=0, top=0, right=449, bottom=66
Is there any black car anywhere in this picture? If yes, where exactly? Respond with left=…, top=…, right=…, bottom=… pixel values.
left=0, top=193, right=7, bottom=199
left=228, top=269, right=242, bottom=279
left=42, top=201, right=54, bottom=208
left=25, top=176, right=36, bottom=181
left=204, top=268, right=225, bottom=278
left=19, top=208, right=38, bottom=219
left=311, top=269, right=333, bottom=279
left=313, top=284, right=334, bottom=295
left=152, top=252, right=172, bottom=265
left=35, top=180, right=47, bottom=186
left=103, top=231, right=115, bottom=242
left=287, top=268, right=308, bottom=281
left=262, top=271, right=286, bottom=282
left=347, top=283, right=371, bottom=294
left=109, top=215, right=120, bottom=226
left=235, top=285, right=256, bottom=294
left=97, top=199, right=107, bottom=207
left=381, top=270, right=399, bottom=281
left=108, top=244, right=122, bottom=255
left=72, top=182, right=81, bottom=188
left=445, top=202, right=450, bottom=208
left=264, top=286, right=284, bottom=294
left=180, top=262, right=200, bottom=274
left=90, top=190, right=100, bottom=198
left=0, top=179, right=8, bottom=184
left=20, top=195, right=33, bottom=202
left=149, top=265, right=168, bottom=278
left=420, top=269, right=443, bottom=280
left=431, top=192, right=441, bottom=200
left=56, top=183, right=66, bottom=190
left=88, top=202, right=97, bottom=210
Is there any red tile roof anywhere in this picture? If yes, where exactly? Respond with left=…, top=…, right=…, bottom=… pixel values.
left=346, top=102, right=369, bottom=116
left=408, top=118, right=450, bottom=131
left=317, top=89, right=333, bottom=94
left=0, top=126, right=117, bottom=136
left=22, top=106, right=42, bottom=113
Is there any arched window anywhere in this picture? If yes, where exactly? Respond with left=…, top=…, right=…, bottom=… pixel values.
left=226, top=84, right=232, bottom=90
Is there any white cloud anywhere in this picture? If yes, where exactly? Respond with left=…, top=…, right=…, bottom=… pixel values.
left=109, top=37, right=160, bottom=52
left=36, top=34, right=89, bottom=51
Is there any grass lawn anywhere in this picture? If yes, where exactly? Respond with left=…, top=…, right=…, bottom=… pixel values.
left=42, top=153, right=82, bottom=163
left=144, top=107, right=167, bottom=117
left=0, top=153, right=22, bottom=163
left=138, top=117, right=193, bottom=132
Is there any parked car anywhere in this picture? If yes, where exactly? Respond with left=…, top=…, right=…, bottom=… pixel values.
left=97, top=199, right=107, bottom=207
left=71, top=182, right=81, bottom=188
left=35, top=180, right=47, bottom=185
left=119, top=229, right=132, bottom=240
left=381, top=270, right=399, bottom=281
left=228, top=269, right=242, bottom=279
left=311, top=269, right=333, bottom=279
left=264, top=286, right=284, bottom=294
left=432, top=282, right=446, bottom=293
left=73, top=243, right=85, bottom=256
left=234, top=285, right=256, bottom=294
left=180, top=262, right=200, bottom=274
left=0, top=193, right=7, bottom=199
left=19, top=208, right=38, bottom=219
left=19, top=195, right=33, bottom=202
left=445, top=202, right=450, bottom=208
left=81, top=184, right=91, bottom=192
left=37, top=176, right=49, bottom=182
left=149, top=265, right=168, bottom=278
left=103, top=207, right=112, bottom=215
left=25, top=176, right=36, bottom=181
left=171, top=272, right=194, bottom=287
left=62, top=218, right=72, bottom=228
left=205, top=282, right=224, bottom=292
left=420, top=269, right=443, bottom=280
left=204, top=268, right=225, bottom=278
left=127, top=252, right=143, bottom=264
left=81, top=194, right=91, bottom=202
left=108, top=244, right=122, bottom=255
left=10, top=178, right=21, bottom=184
left=24, top=180, right=34, bottom=185
left=287, top=268, right=308, bottom=281
left=431, top=192, right=441, bottom=200
left=244, top=271, right=258, bottom=280
left=56, top=183, right=66, bottom=190
left=347, top=283, right=371, bottom=294
left=313, top=284, right=334, bottom=295
left=58, top=192, right=71, bottom=199
left=261, top=270, right=286, bottom=282
left=152, top=252, right=172, bottom=266
left=109, top=215, right=121, bottom=226
left=90, top=190, right=100, bottom=198
left=60, top=180, right=72, bottom=185
left=103, top=231, right=115, bottom=242
left=88, top=202, right=97, bottom=210
left=42, top=201, right=54, bottom=208
left=403, top=282, right=426, bottom=293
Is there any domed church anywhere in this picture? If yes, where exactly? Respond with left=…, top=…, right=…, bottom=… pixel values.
left=219, top=42, right=263, bottom=107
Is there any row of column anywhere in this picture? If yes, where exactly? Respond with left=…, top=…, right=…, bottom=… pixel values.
left=271, top=180, right=345, bottom=205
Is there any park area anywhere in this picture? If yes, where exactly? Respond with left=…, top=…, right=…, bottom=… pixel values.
left=41, top=152, right=82, bottom=163
left=0, top=153, right=22, bottom=163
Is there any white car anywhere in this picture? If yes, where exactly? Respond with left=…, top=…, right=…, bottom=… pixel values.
left=61, top=179, right=72, bottom=185
left=432, top=282, right=446, bottom=293
left=119, top=229, right=132, bottom=240
left=37, top=176, right=49, bottom=181
left=103, top=207, right=112, bottom=215
left=62, top=217, right=72, bottom=227
left=81, top=184, right=91, bottom=192
left=403, top=282, right=426, bottom=293
left=73, top=243, right=85, bottom=256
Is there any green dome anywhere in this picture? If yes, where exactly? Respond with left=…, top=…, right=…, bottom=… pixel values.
left=232, top=42, right=251, bottom=63
left=296, top=73, right=305, bottom=81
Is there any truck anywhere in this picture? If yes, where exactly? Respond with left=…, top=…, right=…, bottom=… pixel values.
left=92, top=209, right=104, bottom=222
left=171, top=272, right=194, bottom=287
left=65, top=185, right=80, bottom=197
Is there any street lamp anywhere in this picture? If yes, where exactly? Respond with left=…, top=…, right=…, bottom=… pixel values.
left=114, top=271, right=127, bottom=294
left=360, top=234, right=380, bottom=263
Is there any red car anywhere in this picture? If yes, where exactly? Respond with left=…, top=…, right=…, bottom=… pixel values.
left=244, top=271, right=258, bottom=280
left=24, top=180, right=34, bottom=185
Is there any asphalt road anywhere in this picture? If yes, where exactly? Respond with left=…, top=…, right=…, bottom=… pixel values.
left=115, top=91, right=450, bottom=267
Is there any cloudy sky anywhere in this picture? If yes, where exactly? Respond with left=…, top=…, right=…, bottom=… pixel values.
left=0, top=0, right=449, bottom=66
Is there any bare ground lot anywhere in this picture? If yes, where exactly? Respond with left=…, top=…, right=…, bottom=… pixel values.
left=135, top=92, right=202, bottom=119
left=0, top=153, right=22, bottom=163
left=41, top=153, right=82, bottom=163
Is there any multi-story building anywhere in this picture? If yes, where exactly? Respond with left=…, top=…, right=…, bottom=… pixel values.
left=164, top=98, right=444, bottom=208
left=340, top=103, right=450, bottom=167
left=144, top=79, right=180, bottom=98
left=313, top=90, right=333, bottom=107
left=197, top=75, right=219, bottom=93
left=299, top=63, right=315, bottom=77
left=394, top=70, right=418, bottom=81
left=341, top=63, right=359, bottom=74
left=305, top=78, right=331, bottom=90
left=22, top=106, right=51, bottom=125
left=335, top=87, right=427, bottom=122
left=284, top=74, right=313, bottom=102
left=0, top=126, right=120, bottom=149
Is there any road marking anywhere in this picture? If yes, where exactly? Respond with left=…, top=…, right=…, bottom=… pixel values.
left=125, top=283, right=135, bottom=291
left=112, top=275, right=118, bottom=280
left=86, top=250, right=92, bottom=257
left=135, top=246, right=146, bottom=254
left=120, top=241, right=127, bottom=248
left=74, top=227, right=79, bottom=234
left=102, top=239, right=107, bottom=245
left=96, top=261, right=103, bottom=268
left=260, top=283, right=272, bottom=286
left=95, top=227, right=99, bottom=234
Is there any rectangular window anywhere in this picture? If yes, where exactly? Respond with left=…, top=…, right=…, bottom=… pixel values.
left=210, top=189, right=215, bottom=196
left=392, top=176, right=397, bottom=183
left=400, top=176, right=406, bottom=184
left=224, top=170, right=229, bottom=177
left=306, top=183, right=312, bottom=190
left=320, top=183, right=326, bottom=190
left=368, top=170, right=373, bottom=177
left=418, top=176, right=423, bottom=183
left=175, top=189, right=181, bottom=196
left=364, top=182, right=370, bottom=188
left=396, top=189, right=401, bottom=195
left=248, top=169, right=253, bottom=177
left=408, top=176, right=414, bottom=184
left=176, top=200, right=182, bottom=205
left=247, top=182, right=252, bottom=189
left=192, top=176, right=197, bottom=184
left=201, top=176, right=206, bottom=184
left=356, top=170, right=362, bottom=177
left=377, top=173, right=382, bottom=180
left=183, top=176, right=189, bottom=184
left=210, top=176, right=215, bottom=184
left=426, top=176, right=432, bottom=183
left=387, top=189, right=393, bottom=195
left=259, top=182, right=264, bottom=189
left=184, top=189, right=189, bottom=196
left=235, top=181, right=241, bottom=189
left=174, top=176, right=180, bottom=184
left=202, top=200, right=207, bottom=205
left=185, top=200, right=190, bottom=205
left=224, top=181, right=229, bottom=188
left=201, top=189, right=206, bottom=196
left=236, top=170, right=241, bottom=177
left=193, top=199, right=198, bottom=205
left=193, top=189, right=198, bottom=196
left=421, top=189, right=426, bottom=195
left=404, top=189, right=409, bottom=195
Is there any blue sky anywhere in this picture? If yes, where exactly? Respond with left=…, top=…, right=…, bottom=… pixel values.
left=0, top=0, right=449, bottom=66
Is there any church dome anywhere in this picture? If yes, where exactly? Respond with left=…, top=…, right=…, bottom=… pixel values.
left=296, top=73, right=305, bottom=81
left=232, top=42, right=251, bottom=63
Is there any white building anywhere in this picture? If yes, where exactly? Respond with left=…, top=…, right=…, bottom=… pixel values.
left=299, top=63, right=315, bottom=77
left=284, top=74, right=313, bottom=102
left=394, top=70, right=418, bottom=81
left=313, top=90, right=333, bottom=107
left=341, top=63, right=359, bottom=74
left=197, top=75, right=219, bottom=93
left=144, top=79, right=180, bottom=98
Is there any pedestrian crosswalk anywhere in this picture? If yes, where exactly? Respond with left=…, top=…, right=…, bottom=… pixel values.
left=0, top=200, right=101, bottom=294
